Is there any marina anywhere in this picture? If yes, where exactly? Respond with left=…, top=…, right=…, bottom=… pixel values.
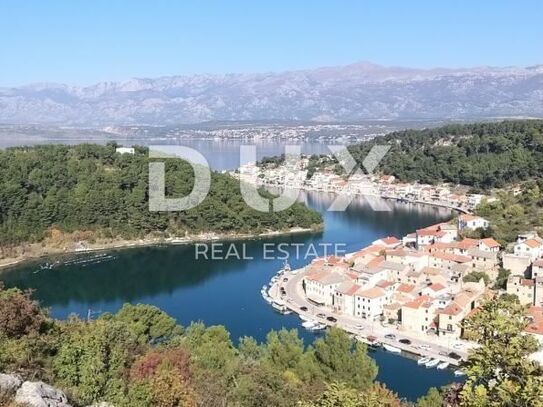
left=264, top=264, right=465, bottom=371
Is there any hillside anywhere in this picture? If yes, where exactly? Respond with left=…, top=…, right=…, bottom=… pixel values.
left=1, top=62, right=543, bottom=125
left=0, top=144, right=322, bottom=246
left=348, top=120, right=543, bottom=189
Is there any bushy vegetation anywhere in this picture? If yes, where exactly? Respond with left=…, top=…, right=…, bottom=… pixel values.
left=0, top=286, right=391, bottom=406
left=475, top=180, right=543, bottom=244
left=0, top=143, right=322, bottom=245
left=348, top=120, right=543, bottom=189
left=1, top=286, right=541, bottom=406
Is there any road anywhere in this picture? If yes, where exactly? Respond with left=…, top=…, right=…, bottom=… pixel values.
left=269, top=267, right=475, bottom=367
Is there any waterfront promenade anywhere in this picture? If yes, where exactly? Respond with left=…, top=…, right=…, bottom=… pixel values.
left=268, top=266, right=475, bottom=367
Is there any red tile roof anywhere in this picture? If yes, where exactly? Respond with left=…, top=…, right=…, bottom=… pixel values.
left=526, top=306, right=543, bottom=335
left=479, top=238, right=501, bottom=248
left=404, top=295, right=433, bottom=309
left=429, top=283, right=446, bottom=292
left=398, top=283, right=415, bottom=293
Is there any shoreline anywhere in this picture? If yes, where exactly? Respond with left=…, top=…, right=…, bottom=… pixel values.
left=0, top=225, right=321, bottom=272
left=248, top=179, right=471, bottom=215
left=267, top=266, right=468, bottom=367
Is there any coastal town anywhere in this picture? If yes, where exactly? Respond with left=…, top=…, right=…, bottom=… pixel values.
left=233, top=156, right=489, bottom=213
left=247, top=157, right=543, bottom=369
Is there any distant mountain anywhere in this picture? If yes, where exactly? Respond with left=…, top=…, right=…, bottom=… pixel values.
left=1, top=62, right=542, bottom=125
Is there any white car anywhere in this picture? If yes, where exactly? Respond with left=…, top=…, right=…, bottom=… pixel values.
left=453, top=343, right=463, bottom=350
left=418, top=344, right=431, bottom=351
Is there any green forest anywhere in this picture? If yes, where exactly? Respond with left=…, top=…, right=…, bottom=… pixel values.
left=1, top=287, right=541, bottom=406
left=348, top=119, right=543, bottom=189
left=0, top=144, right=322, bottom=245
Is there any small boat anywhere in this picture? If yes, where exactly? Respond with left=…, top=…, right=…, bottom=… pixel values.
left=299, top=314, right=311, bottom=322
left=302, top=321, right=317, bottom=329
left=309, top=323, right=326, bottom=331
left=437, top=362, right=450, bottom=370
left=382, top=344, right=402, bottom=354
left=417, top=357, right=432, bottom=365
left=282, top=260, right=291, bottom=272
left=425, top=359, right=440, bottom=368
left=454, top=369, right=466, bottom=377
left=272, top=300, right=288, bottom=313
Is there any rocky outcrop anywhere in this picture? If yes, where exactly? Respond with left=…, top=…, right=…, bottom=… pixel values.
left=0, top=374, right=115, bottom=407
left=14, top=381, right=71, bottom=407
left=0, top=373, right=23, bottom=395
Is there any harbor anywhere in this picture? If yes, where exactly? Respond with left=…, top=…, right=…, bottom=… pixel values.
left=263, top=262, right=470, bottom=374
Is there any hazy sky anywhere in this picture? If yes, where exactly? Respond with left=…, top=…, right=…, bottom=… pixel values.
left=1, top=0, right=542, bottom=86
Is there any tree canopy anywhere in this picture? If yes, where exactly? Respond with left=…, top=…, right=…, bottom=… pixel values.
left=0, top=143, right=322, bottom=245
left=348, top=120, right=543, bottom=189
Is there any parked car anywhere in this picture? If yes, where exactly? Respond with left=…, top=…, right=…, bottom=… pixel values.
left=453, top=343, right=463, bottom=350
left=399, top=338, right=411, bottom=345
left=326, top=316, right=338, bottom=323
left=449, top=352, right=462, bottom=360
left=283, top=278, right=288, bottom=282
left=355, top=324, right=365, bottom=330
left=300, top=306, right=308, bottom=312
left=384, top=334, right=396, bottom=340
left=317, top=313, right=326, bottom=319
left=419, top=344, right=431, bottom=351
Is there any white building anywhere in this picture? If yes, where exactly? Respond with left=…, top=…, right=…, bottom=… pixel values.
left=303, top=270, right=348, bottom=306
left=514, top=238, right=543, bottom=261
left=116, top=147, right=135, bottom=155
left=458, top=214, right=489, bottom=231
left=354, top=287, right=387, bottom=320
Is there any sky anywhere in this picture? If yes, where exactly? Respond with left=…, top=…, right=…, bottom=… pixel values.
left=1, top=0, right=542, bottom=86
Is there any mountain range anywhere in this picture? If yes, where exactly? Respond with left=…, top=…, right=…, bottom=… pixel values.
left=1, top=62, right=542, bottom=125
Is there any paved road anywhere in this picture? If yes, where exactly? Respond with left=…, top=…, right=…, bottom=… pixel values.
left=269, top=267, right=474, bottom=367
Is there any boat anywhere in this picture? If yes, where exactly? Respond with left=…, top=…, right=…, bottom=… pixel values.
left=272, top=300, right=289, bottom=314
left=417, top=357, right=432, bottom=365
left=425, top=359, right=440, bottom=368
left=454, top=369, right=466, bottom=377
left=307, top=322, right=326, bottom=331
left=282, top=260, right=291, bottom=273
left=382, top=344, right=402, bottom=354
left=302, top=321, right=317, bottom=329
left=299, top=314, right=311, bottom=322
left=437, top=362, right=450, bottom=370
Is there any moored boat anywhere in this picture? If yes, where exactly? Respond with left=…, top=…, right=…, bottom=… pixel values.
left=383, top=344, right=402, bottom=354
left=417, top=357, right=431, bottom=365
left=454, top=369, right=466, bottom=377
left=272, top=300, right=289, bottom=314
left=282, top=260, right=291, bottom=272
left=302, top=320, right=316, bottom=329
left=425, top=359, right=440, bottom=368
left=437, top=361, right=450, bottom=370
